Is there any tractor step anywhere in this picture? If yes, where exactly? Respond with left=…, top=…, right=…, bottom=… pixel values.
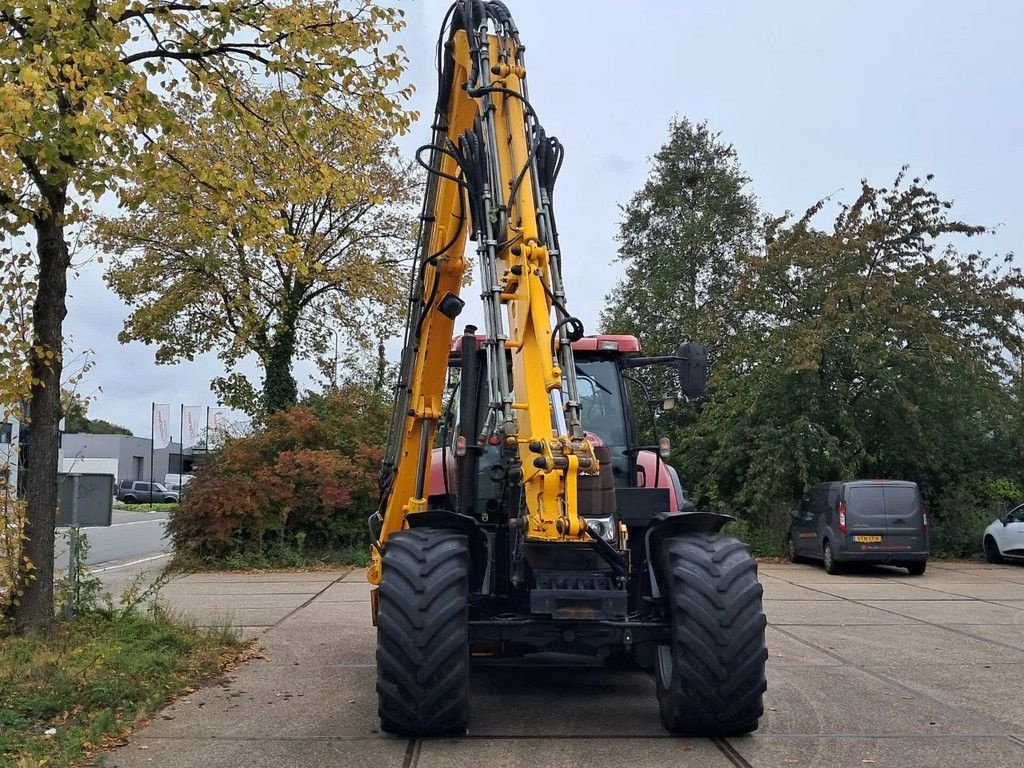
left=529, top=570, right=627, bottom=620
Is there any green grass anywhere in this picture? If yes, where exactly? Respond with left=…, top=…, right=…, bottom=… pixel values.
left=0, top=611, right=241, bottom=767
left=171, top=542, right=369, bottom=572
left=112, top=502, right=179, bottom=513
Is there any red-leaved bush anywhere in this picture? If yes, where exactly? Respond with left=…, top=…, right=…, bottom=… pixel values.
left=168, top=385, right=388, bottom=562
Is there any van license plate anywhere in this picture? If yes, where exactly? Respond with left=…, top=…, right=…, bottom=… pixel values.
left=854, top=535, right=882, bottom=543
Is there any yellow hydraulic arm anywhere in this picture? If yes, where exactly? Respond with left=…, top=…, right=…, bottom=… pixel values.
left=369, top=1, right=595, bottom=586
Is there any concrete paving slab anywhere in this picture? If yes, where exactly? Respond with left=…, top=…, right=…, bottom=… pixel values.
left=136, top=664, right=383, bottom=740
left=780, top=623, right=1017, bottom=666
left=766, top=568, right=889, bottom=584
left=286, top=597, right=374, bottom=627
left=159, top=580, right=330, bottom=595
left=417, top=737, right=732, bottom=768
left=765, top=626, right=841, bottom=667
left=107, top=736, right=409, bottom=768
left=951, top=567, right=1024, bottom=582
left=805, top=582, right=959, bottom=601
left=759, top=666, right=989, bottom=735
left=467, top=661, right=665, bottom=736
left=923, top=582, right=1024, bottom=600
left=156, top=592, right=324, bottom=609
left=259, top=624, right=377, bottom=667
left=861, top=599, right=1024, bottom=625
left=763, top=599, right=916, bottom=626
left=953, top=623, right=1024, bottom=651
left=863, top=663, right=1024, bottom=733
left=100, top=560, right=1024, bottom=767
left=760, top=581, right=840, bottom=600
left=319, top=581, right=374, bottom=602
left=729, top=735, right=1024, bottom=768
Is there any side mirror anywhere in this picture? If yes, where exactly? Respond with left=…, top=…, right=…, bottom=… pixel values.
left=677, top=342, right=708, bottom=398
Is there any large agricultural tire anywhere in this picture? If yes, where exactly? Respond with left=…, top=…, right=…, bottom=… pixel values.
left=655, top=533, right=767, bottom=736
left=376, top=529, right=470, bottom=736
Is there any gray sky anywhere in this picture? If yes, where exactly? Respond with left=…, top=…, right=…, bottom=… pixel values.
left=70, top=0, right=1023, bottom=437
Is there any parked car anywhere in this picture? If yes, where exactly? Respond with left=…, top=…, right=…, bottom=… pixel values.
left=116, top=480, right=179, bottom=504
left=982, top=504, right=1024, bottom=563
left=787, top=480, right=929, bottom=575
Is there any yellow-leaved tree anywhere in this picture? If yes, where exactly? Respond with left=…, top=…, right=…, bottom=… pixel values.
left=94, top=88, right=416, bottom=416
left=0, top=0, right=413, bottom=634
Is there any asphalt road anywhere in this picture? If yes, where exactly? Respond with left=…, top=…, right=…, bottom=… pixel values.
left=101, top=560, right=1024, bottom=768
left=55, top=510, right=169, bottom=569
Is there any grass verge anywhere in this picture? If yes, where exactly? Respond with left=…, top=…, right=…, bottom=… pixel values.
left=0, top=610, right=247, bottom=767
left=112, top=502, right=179, bottom=513
left=169, top=542, right=369, bottom=572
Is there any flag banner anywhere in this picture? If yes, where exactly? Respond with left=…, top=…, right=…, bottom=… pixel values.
left=152, top=404, right=171, bottom=449
left=209, top=408, right=230, bottom=447
left=182, top=405, right=204, bottom=448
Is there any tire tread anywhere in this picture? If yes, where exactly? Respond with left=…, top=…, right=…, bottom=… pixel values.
left=657, top=533, right=767, bottom=736
left=376, top=529, right=470, bottom=736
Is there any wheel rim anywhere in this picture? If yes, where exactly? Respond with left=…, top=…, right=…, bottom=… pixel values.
left=656, top=644, right=673, bottom=690
left=824, top=545, right=833, bottom=570
left=788, top=537, right=796, bottom=560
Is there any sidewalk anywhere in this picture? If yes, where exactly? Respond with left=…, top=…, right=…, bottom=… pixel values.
left=104, top=568, right=397, bottom=767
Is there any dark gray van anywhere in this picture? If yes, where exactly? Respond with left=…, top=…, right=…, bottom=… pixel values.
left=787, top=480, right=929, bottom=575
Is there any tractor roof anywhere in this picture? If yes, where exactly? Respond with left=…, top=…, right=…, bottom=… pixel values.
left=450, top=334, right=641, bottom=354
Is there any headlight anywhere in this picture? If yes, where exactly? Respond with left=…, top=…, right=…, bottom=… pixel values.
left=586, top=515, right=617, bottom=543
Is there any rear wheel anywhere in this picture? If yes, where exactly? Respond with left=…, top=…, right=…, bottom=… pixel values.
left=906, top=561, right=927, bottom=576
left=376, top=529, right=470, bottom=736
left=787, top=534, right=801, bottom=563
left=122, top=495, right=137, bottom=504
left=655, top=534, right=767, bottom=735
left=823, top=540, right=841, bottom=575
left=984, top=536, right=1003, bottom=564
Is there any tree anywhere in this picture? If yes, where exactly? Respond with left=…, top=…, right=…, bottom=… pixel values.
left=0, top=0, right=411, bottom=634
left=685, top=171, right=1024, bottom=534
left=601, top=118, right=760, bottom=358
left=95, top=89, right=415, bottom=415
left=62, top=392, right=131, bottom=435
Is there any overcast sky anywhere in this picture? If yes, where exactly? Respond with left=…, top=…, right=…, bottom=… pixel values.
left=68, top=0, right=1023, bottom=438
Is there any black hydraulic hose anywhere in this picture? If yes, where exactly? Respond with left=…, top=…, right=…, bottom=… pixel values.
left=415, top=143, right=470, bottom=189
left=466, top=85, right=537, bottom=118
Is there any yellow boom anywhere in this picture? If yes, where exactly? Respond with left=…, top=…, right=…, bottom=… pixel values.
left=369, top=8, right=594, bottom=585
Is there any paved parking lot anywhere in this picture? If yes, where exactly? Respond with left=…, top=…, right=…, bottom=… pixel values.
left=104, top=561, right=1024, bottom=768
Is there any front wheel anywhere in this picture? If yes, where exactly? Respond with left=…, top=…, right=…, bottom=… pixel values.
left=787, top=534, right=801, bottom=563
left=655, top=534, right=767, bottom=736
left=376, top=529, right=470, bottom=736
left=984, top=536, right=1003, bottom=564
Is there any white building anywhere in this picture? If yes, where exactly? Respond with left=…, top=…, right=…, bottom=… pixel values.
left=1, top=409, right=19, bottom=494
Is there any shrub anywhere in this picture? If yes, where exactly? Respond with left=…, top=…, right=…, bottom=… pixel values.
left=168, top=384, right=388, bottom=564
left=929, top=477, right=1022, bottom=558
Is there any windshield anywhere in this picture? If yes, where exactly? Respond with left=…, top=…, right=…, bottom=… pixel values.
left=153, top=483, right=169, bottom=492
left=574, top=360, right=627, bottom=447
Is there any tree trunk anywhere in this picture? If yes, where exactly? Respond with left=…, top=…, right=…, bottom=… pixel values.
left=15, top=205, right=69, bottom=635
left=262, top=308, right=299, bottom=414
left=375, top=340, right=386, bottom=392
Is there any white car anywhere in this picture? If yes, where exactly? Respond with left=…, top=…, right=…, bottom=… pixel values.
left=983, top=503, right=1024, bottom=563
